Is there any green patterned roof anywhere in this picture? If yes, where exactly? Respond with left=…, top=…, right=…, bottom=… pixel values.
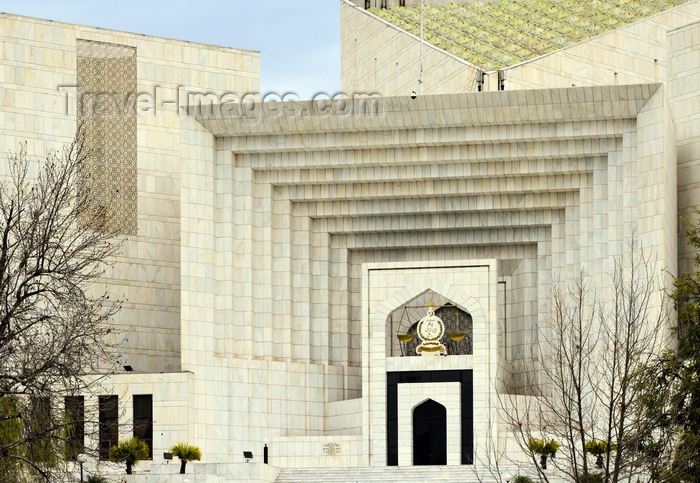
left=369, top=0, right=691, bottom=71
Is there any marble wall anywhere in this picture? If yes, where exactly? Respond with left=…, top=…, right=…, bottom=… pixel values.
left=193, top=82, right=674, bottom=464
left=364, top=260, right=497, bottom=466
left=669, top=20, right=700, bottom=272
left=0, top=12, right=260, bottom=372
left=1, top=5, right=692, bottom=477
left=341, top=0, right=480, bottom=97
left=340, top=0, right=700, bottom=95
left=503, top=2, right=700, bottom=91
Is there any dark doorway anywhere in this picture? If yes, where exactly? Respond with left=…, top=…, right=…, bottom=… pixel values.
left=413, top=399, right=447, bottom=465
left=387, top=371, right=472, bottom=466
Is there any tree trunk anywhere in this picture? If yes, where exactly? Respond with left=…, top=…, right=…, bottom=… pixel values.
left=180, top=460, right=187, bottom=474
left=126, top=461, right=132, bottom=474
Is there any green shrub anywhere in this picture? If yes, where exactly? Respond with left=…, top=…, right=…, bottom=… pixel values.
left=527, top=438, right=545, bottom=454
left=109, top=437, right=150, bottom=474
left=528, top=437, right=560, bottom=469
left=170, top=442, right=202, bottom=474
left=585, top=439, right=616, bottom=468
left=585, top=439, right=616, bottom=455
left=527, top=437, right=560, bottom=456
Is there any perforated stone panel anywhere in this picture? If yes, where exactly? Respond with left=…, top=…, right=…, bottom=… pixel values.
left=77, top=39, right=137, bottom=235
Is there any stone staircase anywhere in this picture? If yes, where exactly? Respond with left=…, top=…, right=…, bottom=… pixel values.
left=275, top=466, right=495, bottom=483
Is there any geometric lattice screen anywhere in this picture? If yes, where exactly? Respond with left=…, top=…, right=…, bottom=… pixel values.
left=404, top=303, right=473, bottom=356
left=76, top=39, right=137, bottom=235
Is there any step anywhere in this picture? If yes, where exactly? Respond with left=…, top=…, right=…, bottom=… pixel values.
left=275, top=466, right=495, bottom=483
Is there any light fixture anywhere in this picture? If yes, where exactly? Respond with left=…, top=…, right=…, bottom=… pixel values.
left=77, top=453, right=88, bottom=482
left=476, top=71, right=485, bottom=91
left=123, top=365, right=133, bottom=372
left=243, top=451, right=253, bottom=462
left=163, top=452, right=173, bottom=463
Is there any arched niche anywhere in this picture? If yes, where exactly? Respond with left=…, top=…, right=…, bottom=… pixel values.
left=385, top=288, right=474, bottom=357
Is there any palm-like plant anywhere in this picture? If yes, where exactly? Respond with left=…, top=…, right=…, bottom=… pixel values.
left=171, top=442, right=202, bottom=474
left=528, top=437, right=560, bottom=470
left=109, top=437, right=150, bottom=474
left=585, top=439, right=616, bottom=469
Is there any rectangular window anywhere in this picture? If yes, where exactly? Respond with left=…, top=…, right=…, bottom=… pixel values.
left=98, top=395, right=118, bottom=460
left=65, top=396, right=85, bottom=459
left=29, top=396, right=51, bottom=462
left=133, top=395, right=153, bottom=459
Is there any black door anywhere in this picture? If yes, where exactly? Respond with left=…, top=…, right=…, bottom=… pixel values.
left=413, top=399, right=447, bottom=465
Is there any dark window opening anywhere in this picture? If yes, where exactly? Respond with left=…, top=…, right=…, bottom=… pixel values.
left=29, top=396, right=52, bottom=462
left=365, top=0, right=371, bottom=9
left=400, top=0, right=406, bottom=6
left=65, top=396, right=85, bottom=459
left=133, top=395, right=153, bottom=459
left=99, top=395, right=118, bottom=460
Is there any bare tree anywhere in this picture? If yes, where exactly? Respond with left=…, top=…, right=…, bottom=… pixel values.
left=0, top=132, right=123, bottom=482
left=500, top=239, right=669, bottom=483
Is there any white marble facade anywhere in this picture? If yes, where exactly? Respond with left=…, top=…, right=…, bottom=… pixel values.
left=364, top=260, right=497, bottom=466
left=196, top=81, right=674, bottom=473
left=2, top=3, right=700, bottom=481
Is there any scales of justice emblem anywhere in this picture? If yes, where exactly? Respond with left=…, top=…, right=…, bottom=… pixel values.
left=416, top=306, right=446, bottom=356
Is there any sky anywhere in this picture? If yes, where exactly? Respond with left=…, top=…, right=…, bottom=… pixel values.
left=0, top=0, right=341, bottom=100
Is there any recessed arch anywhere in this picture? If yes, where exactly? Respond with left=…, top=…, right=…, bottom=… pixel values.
left=391, top=300, right=474, bottom=357
left=374, top=277, right=484, bottom=328
left=374, top=277, right=485, bottom=357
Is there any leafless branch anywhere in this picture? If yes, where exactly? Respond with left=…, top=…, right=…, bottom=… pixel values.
left=0, top=129, right=124, bottom=482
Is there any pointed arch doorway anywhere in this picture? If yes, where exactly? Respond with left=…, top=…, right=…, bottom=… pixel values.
left=413, top=399, right=447, bottom=465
